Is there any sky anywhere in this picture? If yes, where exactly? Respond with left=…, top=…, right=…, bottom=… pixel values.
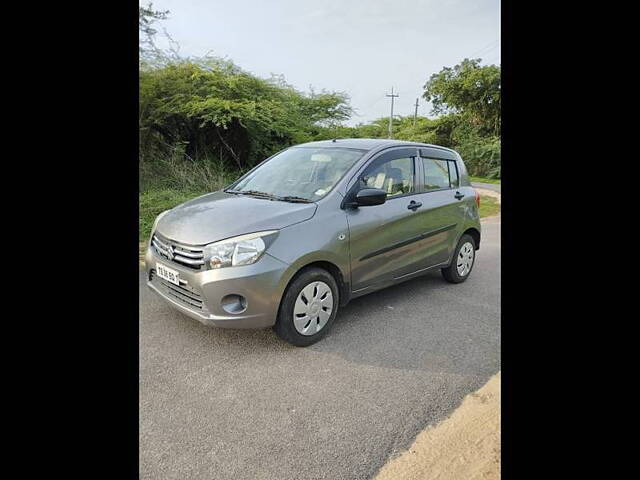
left=147, top=0, right=500, bottom=126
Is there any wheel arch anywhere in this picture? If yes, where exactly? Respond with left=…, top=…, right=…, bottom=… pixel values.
left=280, top=259, right=351, bottom=308
left=462, top=227, right=481, bottom=250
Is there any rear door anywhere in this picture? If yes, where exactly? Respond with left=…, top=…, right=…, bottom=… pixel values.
left=346, top=147, right=428, bottom=291
left=412, top=148, right=467, bottom=267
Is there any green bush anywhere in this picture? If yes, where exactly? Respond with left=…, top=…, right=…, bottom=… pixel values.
left=139, top=60, right=352, bottom=183
left=322, top=114, right=500, bottom=179
left=455, top=136, right=501, bottom=179
left=140, top=140, right=239, bottom=192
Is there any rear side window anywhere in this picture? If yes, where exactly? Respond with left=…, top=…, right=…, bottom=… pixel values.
left=422, top=158, right=459, bottom=190
left=448, top=161, right=459, bottom=188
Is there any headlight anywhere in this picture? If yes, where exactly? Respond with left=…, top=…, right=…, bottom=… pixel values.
left=203, top=230, right=278, bottom=269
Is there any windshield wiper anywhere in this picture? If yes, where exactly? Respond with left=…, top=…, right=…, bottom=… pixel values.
left=226, top=189, right=278, bottom=199
left=226, top=189, right=312, bottom=203
left=279, top=196, right=312, bottom=203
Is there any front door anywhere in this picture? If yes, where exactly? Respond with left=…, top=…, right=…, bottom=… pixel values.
left=346, top=148, right=427, bottom=291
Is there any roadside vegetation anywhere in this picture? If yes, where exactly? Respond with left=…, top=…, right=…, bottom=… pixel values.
left=471, top=176, right=501, bottom=184
left=138, top=3, right=501, bottom=242
left=479, top=195, right=500, bottom=218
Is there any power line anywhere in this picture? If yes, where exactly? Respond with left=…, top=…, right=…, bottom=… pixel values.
left=351, top=95, right=385, bottom=119
left=470, top=44, right=497, bottom=61
left=476, top=43, right=498, bottom=59
left=484, top=51, right=501, bottom=65
left=386, top=87, right=399, bottom=139
left=468, top=39, right=498, bottom=58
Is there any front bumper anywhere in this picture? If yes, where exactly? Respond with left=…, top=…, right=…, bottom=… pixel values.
left=144, top=245, right=290, bottom=328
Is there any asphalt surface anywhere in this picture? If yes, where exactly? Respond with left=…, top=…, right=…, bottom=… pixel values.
left=139, top=217, right=501, bottom=480
left=471, top=181, right=501, bottom=193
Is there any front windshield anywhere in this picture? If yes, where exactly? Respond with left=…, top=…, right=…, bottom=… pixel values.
left=229, top=147, right=366, bottom=201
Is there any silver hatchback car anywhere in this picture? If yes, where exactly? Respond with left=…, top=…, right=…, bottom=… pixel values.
left=145, top=138, right=481, bottom=346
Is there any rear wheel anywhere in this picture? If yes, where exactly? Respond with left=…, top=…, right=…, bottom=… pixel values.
left=441, top=234, right=476, bottom=283
left=274, top=267, right=339, bottom=347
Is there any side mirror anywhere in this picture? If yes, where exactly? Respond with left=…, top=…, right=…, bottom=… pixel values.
left=354, top=188, right=387, bottom=207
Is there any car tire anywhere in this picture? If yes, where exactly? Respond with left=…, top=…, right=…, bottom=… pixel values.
left=441, top=234, right=477, bottom=284
left=274, top=267, right=340, bottom=347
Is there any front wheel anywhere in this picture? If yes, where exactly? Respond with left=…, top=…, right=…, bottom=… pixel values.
left=441, top=234, right=476, bottom=283
left=274, top=267, right=339, bottom=347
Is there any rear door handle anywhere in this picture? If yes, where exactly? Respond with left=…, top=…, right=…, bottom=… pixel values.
left=407, top=200, right=422, bottom=211
left=454, top=192, right=465, bottom=200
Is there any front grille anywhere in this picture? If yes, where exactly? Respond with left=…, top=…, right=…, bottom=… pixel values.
left=152, top=232, right=205, bottom=270
left=149, top=269, right=206, bottom=311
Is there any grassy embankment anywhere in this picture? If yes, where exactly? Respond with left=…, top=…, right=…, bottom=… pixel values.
left=470, top=176, right=500, bottom=184
left=478, top=195, right=500, bottom=218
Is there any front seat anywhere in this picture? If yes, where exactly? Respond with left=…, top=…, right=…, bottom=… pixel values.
left=384, top=167, right=406, bottom=195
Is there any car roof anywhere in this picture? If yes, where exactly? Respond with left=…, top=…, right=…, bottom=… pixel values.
left=293, top=138, right=458, bottom=155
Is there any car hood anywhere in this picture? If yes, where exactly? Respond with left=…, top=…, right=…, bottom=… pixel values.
left=155, top=191, right=317, bottom=245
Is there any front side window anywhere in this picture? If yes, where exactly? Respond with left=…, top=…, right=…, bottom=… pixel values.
left=360, top=156, right=414, bottom=197
left=230, top=147, right=366, bottom=201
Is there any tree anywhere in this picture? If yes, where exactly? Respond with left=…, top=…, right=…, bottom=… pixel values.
left=139, top=3, right=181, bottom=68
left=139, top=60, right=354, bottom=172
left=138, top=4, right=353, bottom=177
left=423, top=58, right=500, bottom=137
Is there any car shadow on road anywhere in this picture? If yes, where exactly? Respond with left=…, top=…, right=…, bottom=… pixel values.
left=141, top=266, right=499, bottom=375
left=306, top=270, right=500, bottom=375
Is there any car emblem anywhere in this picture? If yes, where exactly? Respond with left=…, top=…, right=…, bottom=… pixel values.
left=167, top=245, right=175, bottom=260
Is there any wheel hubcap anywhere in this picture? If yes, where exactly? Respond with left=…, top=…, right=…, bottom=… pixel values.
left=456, top=242, right=474, bottom=277
left=293, top=281, right=333, bottom=336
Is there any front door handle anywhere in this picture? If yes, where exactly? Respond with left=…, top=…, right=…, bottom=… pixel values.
left=407, top=200, right=422, bottom=211
left=454, top=191, right=465, bottom=200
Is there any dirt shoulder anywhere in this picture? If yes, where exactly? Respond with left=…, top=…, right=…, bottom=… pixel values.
left=475, top=187, right=501, bottom=204
left=374, top=372, right=501, bottom=480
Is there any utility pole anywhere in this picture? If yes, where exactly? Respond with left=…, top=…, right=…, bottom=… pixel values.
left=413, top=98, right=419, bottom=127
left=386, top=87, right=399, bottom=138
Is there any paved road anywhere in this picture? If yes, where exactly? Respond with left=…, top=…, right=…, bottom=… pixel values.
left=139, top=218, right=501, bottom=480
left=472, top=181, right=501, bottom=193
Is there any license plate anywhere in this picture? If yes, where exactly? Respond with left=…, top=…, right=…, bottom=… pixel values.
left=156, top=262, right=180, bottom=286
